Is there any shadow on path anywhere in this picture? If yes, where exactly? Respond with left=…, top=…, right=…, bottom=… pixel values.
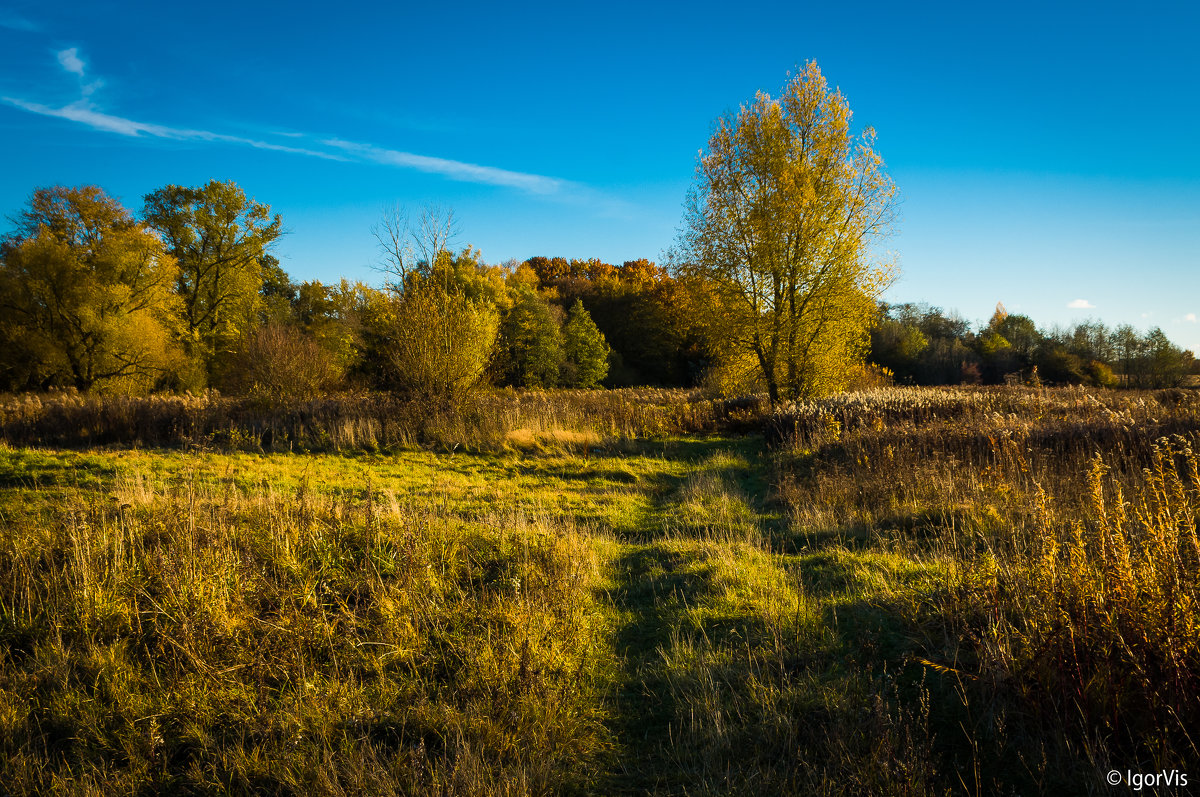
left=595, top=434, right=777, bottom=791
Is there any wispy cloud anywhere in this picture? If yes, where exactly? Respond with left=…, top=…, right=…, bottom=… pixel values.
left=1067, top=298, right=1095, bottom=309
left=1186, top=313, right=1197, bottom=323
left=0, top=10, right=38, bottom=31
left=1, top=97, right=348, bottom=159
left=2, top=49, right=580, bottom=198
left=322, top=138, right=567, bottom=194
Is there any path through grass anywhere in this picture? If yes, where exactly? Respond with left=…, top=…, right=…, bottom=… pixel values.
left=0, top=436, right=950, bottom=795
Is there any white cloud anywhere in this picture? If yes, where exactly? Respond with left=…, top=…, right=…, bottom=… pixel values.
left=1067, top=298, right=1095, bottom=309
left=1, top=97, right=347, bottom=160
left=1186, top=313, right=1197, bottom=323
left=56, top=48, right=85, bottom=77
left=2, top=50, right=579, bottom=196
left=322, top=138, right=567, bottom=195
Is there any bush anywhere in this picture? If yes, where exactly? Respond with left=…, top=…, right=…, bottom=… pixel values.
left=222, top=324, right=345, bottom=406
left=1084, top=359, right=1118, bottom=388
left=387, top=279, right=499, bottom=408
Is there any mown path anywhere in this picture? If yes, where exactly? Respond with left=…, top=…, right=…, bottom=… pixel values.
left=0, top=437, right=938, bottom=795
left=587, top=436, right=941, bottom=794
left=593, top=436, right=784, bottom=792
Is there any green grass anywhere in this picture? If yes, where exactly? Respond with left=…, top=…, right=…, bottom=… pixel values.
left=5, top=385, right=1199, bottom=794
left=0, top=434, right=952, bottom=794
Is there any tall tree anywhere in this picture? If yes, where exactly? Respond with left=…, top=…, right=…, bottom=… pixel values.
left=143, top=180, right=282, bottom=377
left=0, top=186, right=179, bottom=391
left=677, top=62, right=896, bottom=402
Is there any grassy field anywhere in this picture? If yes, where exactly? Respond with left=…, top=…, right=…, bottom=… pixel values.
left=1, top=386, right=1198, bottom=794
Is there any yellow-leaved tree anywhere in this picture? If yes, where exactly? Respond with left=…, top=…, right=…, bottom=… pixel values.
left=386, top=275, right=499, bottom=408
left=677, top=61, right=897, bottom=403
left=142, top=180, right=282, bottom=384
left=0, top=186, right=180, bottom=392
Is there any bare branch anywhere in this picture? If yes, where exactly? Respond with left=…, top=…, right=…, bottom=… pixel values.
left=371, top=203, right=415, bottom=291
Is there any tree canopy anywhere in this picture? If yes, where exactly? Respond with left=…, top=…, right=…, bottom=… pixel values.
left=0, top=186, right=179, bottom=392
left=677, top=61, right=896, bottom=403
left=143, top=180, right=282, bottom=380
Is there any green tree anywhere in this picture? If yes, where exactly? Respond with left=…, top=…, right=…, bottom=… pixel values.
left=259, top=253, right=297, bottom=325
left=0, top=186, right=179, bottom=392
left=1142, top=328, right=1192, bottom=388
left=994, top=312, right=1041, bottom=363
left=869, top=311, right=928, bottom=383
left=977, top=330, right=1016, bottom=383
left=142, top=180, right=282, bottom=378
left=676, top=62, right=896, bottom=402
left=561, top=299, right=610, bottom=388
left=498, top=284, right=563, bottom=387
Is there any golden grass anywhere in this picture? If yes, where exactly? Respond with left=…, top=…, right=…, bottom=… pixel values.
left=771, top=385, right=1200, bottom=785
left=4, top=384, right=1200, bottom=794
left=0, top=467, right=614, bottom=795
left=0, top=387, right=754, bottom=453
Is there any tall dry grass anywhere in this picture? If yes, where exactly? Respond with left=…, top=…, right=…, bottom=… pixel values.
left=0, top=388, right=765, bottom=453
left=771, top=385, right=1200, bottom=782
left=0, top=471, right=613, bottom=795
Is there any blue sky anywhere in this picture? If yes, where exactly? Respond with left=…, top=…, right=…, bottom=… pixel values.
left=2, top=0, right=1198, bottom=350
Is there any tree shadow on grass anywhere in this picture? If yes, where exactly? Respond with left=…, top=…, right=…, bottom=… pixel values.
left=599, top=542, right=718, bottom=791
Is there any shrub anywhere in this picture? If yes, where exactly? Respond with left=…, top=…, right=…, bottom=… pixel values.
left=222, top=324, right=345, bottom=406
left=386, top=278, right=499, bottom=408
left=1084, top=359, right=1118, bottom=388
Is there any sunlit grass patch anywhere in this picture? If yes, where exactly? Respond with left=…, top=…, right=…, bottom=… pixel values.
left=0, top=459, right=617, bottom=794
left=8, top=386, right=1196, bottom=793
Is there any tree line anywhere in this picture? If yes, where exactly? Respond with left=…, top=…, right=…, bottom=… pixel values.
left=872, top=302, right=1197, bottom=389
left=2, top=64, right=1194, bottom=403
left=0, top=183, right=708, bottom=402
left=0, top=181, right=1193, bottom=403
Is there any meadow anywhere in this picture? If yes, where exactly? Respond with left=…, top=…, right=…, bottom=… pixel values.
left=0, top=386, right=1198, bottom=795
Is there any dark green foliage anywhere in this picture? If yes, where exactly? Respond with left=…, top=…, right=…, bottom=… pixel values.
left=994, top=313, right=1040, bottom=361
left=1035, top=343, right=1087, bottom=384
left=258, top=253, right=297, bottom=325
left=528, top=257, right=705, bottom=386
left=497, top=285, right=563, bottom=387
left=561, top=299, right=611, bottom=388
